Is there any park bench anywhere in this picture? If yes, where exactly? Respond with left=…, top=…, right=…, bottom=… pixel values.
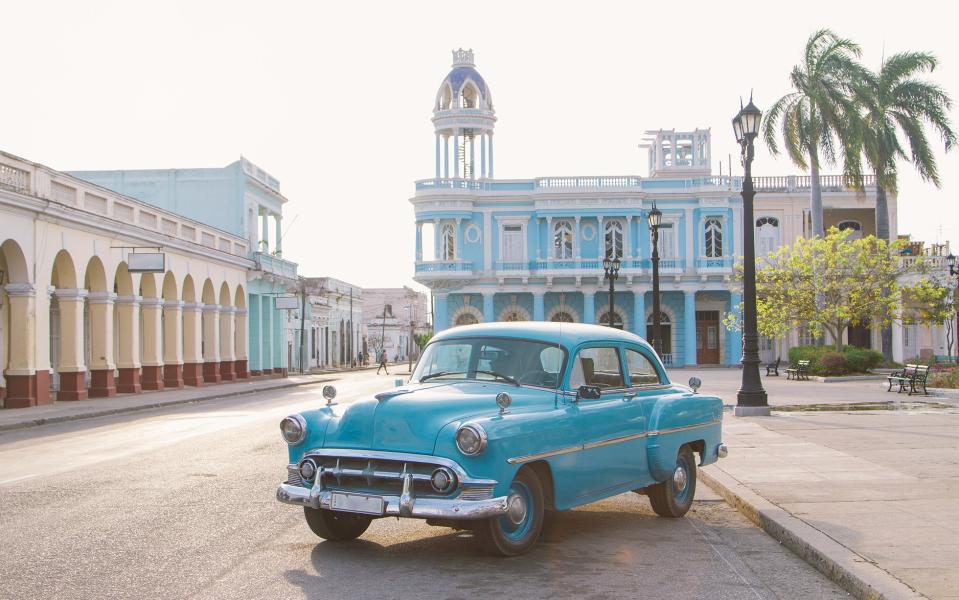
left=886, top=364, right=930, bottom=396
left=786, top=360, right=810, bottom=381
left=765, top=357, right=781, bottom=376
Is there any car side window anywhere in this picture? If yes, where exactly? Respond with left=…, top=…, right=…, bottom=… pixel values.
left=568, top=347, right=625, bottom=390
left=626, top=348, right=662, bottom=386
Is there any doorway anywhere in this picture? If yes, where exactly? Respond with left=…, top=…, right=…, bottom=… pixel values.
left=696, top=310, right=720, bottom=365
left=847, top=325, right=872, bottom=349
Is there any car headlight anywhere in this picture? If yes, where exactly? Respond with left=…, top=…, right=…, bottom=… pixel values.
left=280, top=414, right=307, bottom=445
left=455, top=423, right=487, bottom=456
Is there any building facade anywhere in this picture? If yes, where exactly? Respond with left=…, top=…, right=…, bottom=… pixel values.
left=0, top=151, right=250, bottom=407
left=71, top=158, right=299, bottom=376
left=303, top=278, right=365, bottom=368
left=363, top=287, right=430, bottom=362
left=411, top=50, right=908, bottom=367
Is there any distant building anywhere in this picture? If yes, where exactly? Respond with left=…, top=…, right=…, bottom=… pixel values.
left=303, top=277, right=365, bottom=368
left=362, top=287, right=430, bottom=362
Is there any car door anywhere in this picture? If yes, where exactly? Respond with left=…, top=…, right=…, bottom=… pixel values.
left=568, top=343, right=649, bottom=498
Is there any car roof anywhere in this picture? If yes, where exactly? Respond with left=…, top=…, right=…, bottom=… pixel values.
left=430, top=321, right=656, bottom=353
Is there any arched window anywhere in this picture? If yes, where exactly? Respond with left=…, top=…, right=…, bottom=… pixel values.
left=838, top=220, right=863, bottom=240
left=550, top=311, right=574, bottom=323
left=553, top=220, right=573, bottom=259
left=704, top=218, right=723, bottom=258
left=455, top=313, right=478, bottom=326
left=604, top=219, right=624, bottom=259
left=756, top=216, right=780, bottom=256
left=502, top=310, right=524, bottom=322
left=598, top=310, right=624, bottom=330
left=646, top=311, right=672, bottom=355
left=442, top=223, right=455, bottom=260
left=461, top=82, right=479, bottom=108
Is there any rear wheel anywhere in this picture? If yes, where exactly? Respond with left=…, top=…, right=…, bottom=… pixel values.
left=474, top=468, right=544, bottom=556
left=648, top=445, right=697, bottom=518
left=303, top=507, right=372, bottom=541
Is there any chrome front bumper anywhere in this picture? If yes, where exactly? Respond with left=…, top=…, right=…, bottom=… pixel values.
left=276, top=482, right=509, bottom=520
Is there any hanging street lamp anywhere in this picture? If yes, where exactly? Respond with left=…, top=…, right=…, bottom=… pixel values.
left=647, top=202, right=663, bottom=354
left=733, top=96, right=770, bottom=415
left=603, top=254, right=621, bottom=328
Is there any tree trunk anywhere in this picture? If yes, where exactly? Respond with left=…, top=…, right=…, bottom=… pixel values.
left=809, top=161, right=824, bottom=238
left=876, top=180, right=894, bottom=362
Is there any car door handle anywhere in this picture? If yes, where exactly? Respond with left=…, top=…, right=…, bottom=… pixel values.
left=623, top=392, right=637, bottom=401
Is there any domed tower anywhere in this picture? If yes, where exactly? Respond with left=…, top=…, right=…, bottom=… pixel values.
left=432, top=48, right=497, bottom=180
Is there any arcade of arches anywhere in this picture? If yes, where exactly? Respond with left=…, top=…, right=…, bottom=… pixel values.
left=1, top=239, right=250, bottom=408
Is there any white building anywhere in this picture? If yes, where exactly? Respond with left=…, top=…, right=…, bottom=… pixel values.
left=363, top=287, right=430, bottom=362
left=303, top=277, right=365, bottom=368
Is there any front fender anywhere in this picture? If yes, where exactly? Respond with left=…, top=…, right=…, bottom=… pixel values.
left=285, top=407, right=335, bottom=464
left=646, top=392, right=723, bottom=481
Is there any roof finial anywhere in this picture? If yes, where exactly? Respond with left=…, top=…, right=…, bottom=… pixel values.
left=452, top=48, right=475, bottom=67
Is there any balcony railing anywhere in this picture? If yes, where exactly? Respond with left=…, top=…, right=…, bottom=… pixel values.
left=494, top=261, right=530, bottom=271
left=638, top=258, right=685, bottom=271
left=0, top=163, right=30, bottom=194
left=415, top=260, right=473, bottom=273
left=752, top=174, right=876, bottom=192
left=255, top=252, right=298, bottom=279
left=695, top=257, right=734, bottom=270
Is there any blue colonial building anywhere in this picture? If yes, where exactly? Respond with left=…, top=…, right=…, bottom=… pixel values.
left=414, top=49, right=750, bottom=367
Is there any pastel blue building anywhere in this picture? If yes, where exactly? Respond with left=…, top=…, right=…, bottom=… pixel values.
left=71, top=158, right=299, bottom=376
left=412, top=49, right=745, bottom=367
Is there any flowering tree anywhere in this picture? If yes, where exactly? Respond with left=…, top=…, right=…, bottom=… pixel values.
left=902, top=278, right=955, bottom=358
left=725, top=227, right=934, bottom=351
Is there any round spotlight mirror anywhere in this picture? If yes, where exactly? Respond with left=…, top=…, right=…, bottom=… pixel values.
left=495, top=392, right=512, bottom=413
left=322, top=385, right=337, bottom=404
left=688, top=377, right=702, bottom=393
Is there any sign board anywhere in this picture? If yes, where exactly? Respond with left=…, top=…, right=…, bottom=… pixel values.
left=127, top=252, right=166, bottom=273
left=274, top=295, right=299, bottom=310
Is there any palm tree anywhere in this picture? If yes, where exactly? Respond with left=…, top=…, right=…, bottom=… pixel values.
left=861, top=51, right=955, bottom=360
left=763, top=29, right=871, bottom=238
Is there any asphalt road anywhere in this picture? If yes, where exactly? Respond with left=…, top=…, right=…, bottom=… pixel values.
left=0, top=371, right=848, bottom=600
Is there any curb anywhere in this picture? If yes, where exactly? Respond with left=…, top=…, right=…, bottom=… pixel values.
left=0, top=377, right=333, bottom=433
left=700, top=466, right=928, bottom=600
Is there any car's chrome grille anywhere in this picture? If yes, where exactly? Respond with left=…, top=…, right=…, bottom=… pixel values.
left=287, top=464, right=303, bottom=486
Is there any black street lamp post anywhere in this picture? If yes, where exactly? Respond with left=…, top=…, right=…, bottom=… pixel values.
left=733, top=98, right=770, bottom=415
left=647, top=203, right=663, bottom=354
left=603, top=254, right=621, bottom=328
left=947, top=254, right=959, bottom=363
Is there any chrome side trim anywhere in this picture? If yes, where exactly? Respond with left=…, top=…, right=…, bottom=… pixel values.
left=507, top=444, right=582, bottom=465
left=583, top=431, right=648, bottom=450
left=648, top=419, right=722, bottom=437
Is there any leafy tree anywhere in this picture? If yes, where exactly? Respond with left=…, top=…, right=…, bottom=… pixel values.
left=901, top=278, right=956, bottom=358
left=414, top=332, right=434, bottom=350
left=763, top=29, right=870, bottom=238
left=724, top=228, right=932, bottom=351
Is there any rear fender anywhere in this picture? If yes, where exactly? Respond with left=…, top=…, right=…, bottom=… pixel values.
left=645, top=393, right=723, bottom=481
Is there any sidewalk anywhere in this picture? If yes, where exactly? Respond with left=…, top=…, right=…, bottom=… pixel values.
left=0, top=373, right=333, bottom=432
left=703, top=406, right=959, bottom=600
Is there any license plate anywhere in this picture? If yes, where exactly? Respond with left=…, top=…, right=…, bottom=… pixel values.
left=330, top=492, right=385, bottom=516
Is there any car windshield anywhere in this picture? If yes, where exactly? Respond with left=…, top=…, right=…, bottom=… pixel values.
left=411, top=337, right=567, bottom=389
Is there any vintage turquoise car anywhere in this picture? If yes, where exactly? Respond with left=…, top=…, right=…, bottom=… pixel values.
left=276, top=322, right=727, bottom=556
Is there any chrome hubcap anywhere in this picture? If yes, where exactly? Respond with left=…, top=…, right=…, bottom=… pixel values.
left=673, top=466, right=688, bottom=492
left=507, top=493, right=527, bottom=525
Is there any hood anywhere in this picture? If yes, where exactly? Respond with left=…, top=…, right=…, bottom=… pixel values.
left=321, top=382, right=553, bottom=453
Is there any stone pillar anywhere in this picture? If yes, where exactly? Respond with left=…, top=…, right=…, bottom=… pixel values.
left=633, top=292, right=646, bottom=339
left=87, top=292, right=117, bottom=398
left=435, top=133, right=441, bottom=179
left=3, top=283, right=46, bottom=407
left=625, top=215, right=633, bottom=260
left=685, top=208, right=696, bottom=274
left=272, top=300, right=284, bottom=375
left=162, top=300, right=184, bottom=388
left=583, top=292, right=595, bottom=325
left=415, top=223, right=423, bottom=262
left=55, top=288, right=88, bottom=401
left=488, top=133, right=494, bottom=178
left=219, top=306, right=236, bottom=381
left=140, top=298, right=165, bottom=390
left=454, top=218, right=463, bottom=260
left=684, top=291, right=697, bottom=367
left=533, top=293, right=545, bottom=322
left=261, top=295, right=273, bottom=373
left=453, top=131, right=459, bottom=178
left=202, top=304, right=221, bottom=383
left=729, top=292, right=743, bottom=365
left=260, top=212, right=269, bottom=253
left=181, top=302, right=204, bottom=386
left=892, top=319, right=905, bottom=364
left=481, top=134, right=487, bottom=178
left=482, top=292, right=494, bottom=323
left=443, top=135, right=449, bottom=178
left=469, top=134, right=475, bottom=179
left=434, top=293, right=449, bottom=333
left=274, top=214, right=283, bottom=257
left=115, top=295, right=142, bottom=394
left=234, top=308, right=249, bottom=378
left=574, top=217, right=582, bottom=260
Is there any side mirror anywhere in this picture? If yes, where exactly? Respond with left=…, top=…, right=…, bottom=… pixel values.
left=576, top=385, right=602, bottom=401
left=688, top=377, right=701, bottom=393
left=322, top=385, right=337, bottom=405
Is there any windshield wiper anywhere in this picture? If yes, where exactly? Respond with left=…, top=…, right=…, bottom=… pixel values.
left=419, top=371, right=466, bottom=382
left=475, top=370, right=520, bottom=386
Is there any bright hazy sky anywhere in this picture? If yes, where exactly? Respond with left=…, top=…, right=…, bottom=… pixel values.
left=3, top=1, right=957, bottom=289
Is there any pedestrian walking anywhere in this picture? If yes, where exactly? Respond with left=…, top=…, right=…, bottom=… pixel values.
left=376, top=349, right=389, bottom=375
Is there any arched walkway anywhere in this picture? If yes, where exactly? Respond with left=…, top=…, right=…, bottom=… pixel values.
left=50, top=250, right=86, bottom=401
left=114, top=263, right=141, bottom=393
left=139, top=273, right=165, bottom=390
left=85, top=256, right=116, bottom=397
left=161, top=271, right=184, bottom=388
left=233, top=285, right=249, bottom=378
left=200, top=279, right=221, bottom=383
left=218, top=282, right=235, bottom=381
left=1, top=239, right=44, bottom=407
left=181, top=275, right=204, bottom=386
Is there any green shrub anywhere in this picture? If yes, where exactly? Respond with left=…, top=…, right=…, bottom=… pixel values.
left=820, top=351, right=847, bottom=375
left=843, top=347, right=883, bottom=373
left=930, top=368, right=959, bottom=388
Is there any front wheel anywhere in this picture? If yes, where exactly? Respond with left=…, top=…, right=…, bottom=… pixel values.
left=303, top=507, right=372, bottom=541
left=473, top=468, right=544, bottom=556
left=648, top=445, right=697, bottom=518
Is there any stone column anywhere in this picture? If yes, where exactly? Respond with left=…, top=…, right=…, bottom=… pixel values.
left=261, top=295, right=273, bottom=373
left=162, top=300, right=184, bottom=388
left=684, top=291, right=697, bottom=367
left=3, top=283, right=46, bottom=407
left=219, top=306, right=236, bottom=381
left=234, top=308, right=249, bottom=378
left=115, top=295, right=142, bottom=394
left=729, top=292, right=743, bottom=365
left=533, top=292, right=545, bottom=322
left=625, top=215, right=633, bottom=260
left=434, top=293, right=449, bottom=333
left=415, top=223, right=423, bottom=262
left=202, top=304, right=221, bottom=383
left=274, top=214, right=283, bottom=257
left=574, top=217, right=582, bottom=260
left=453, top=130, right=459, bottom=178
left=633, top=292, right=646, bottom=339
left=455, top=218, right=463, bottom=260
left=260, top=212, right=269, bottom=253
left=583, top=291, right=595, bottom=325
left=481, top=134, right=487, bottom=178
left=443, top=135, right=449, bottom=178
left=55, top=288, right=88, bottom=401
left=685, top=208, right=696, bottom=273
left=87, top=292, right=117, bottom=397
left=482, top=292, right=494, bottom=323
left=140, top=298, right=165, bottom=390
left=435, top=133, right=441, bottom=178
left=488, top=133, right=494, bottom=178
left=181, top=302, right=204, bottom=386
